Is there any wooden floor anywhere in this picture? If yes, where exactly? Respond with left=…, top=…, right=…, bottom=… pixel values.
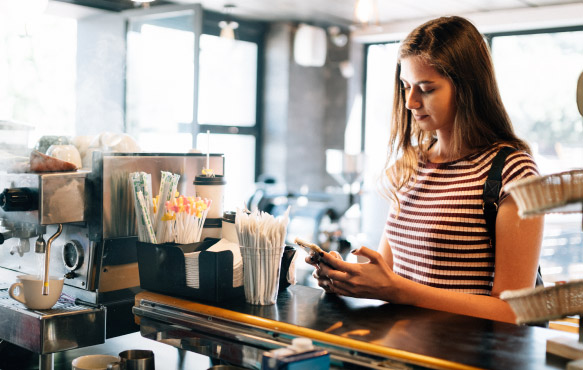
left=0, top=331, right=214, bottom=370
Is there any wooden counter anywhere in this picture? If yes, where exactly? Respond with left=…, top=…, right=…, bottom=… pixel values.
left=133, top=285, right=575, bottom=370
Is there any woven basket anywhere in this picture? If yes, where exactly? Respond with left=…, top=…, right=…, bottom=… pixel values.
left=501, top=280, right=583, bottom=324
left=504, top=169, right=583, bottom=217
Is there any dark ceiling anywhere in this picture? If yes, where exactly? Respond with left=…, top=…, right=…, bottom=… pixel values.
left=54, top=0, right=172, bottom=12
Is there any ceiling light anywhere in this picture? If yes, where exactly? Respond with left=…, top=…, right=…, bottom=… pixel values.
left=328, top=26, right=348, bottom=48
left=339, top=60, right=354, bottom=79
left=219, top=20, right=239, bottom=39
left=353, top=0, right=379, bottom=27
left=131, top=0, right=155, bottom=8
left=219, top=4, right=238, bottom=40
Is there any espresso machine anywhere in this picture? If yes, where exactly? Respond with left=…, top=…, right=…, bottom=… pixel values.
left=0, top=152, right=224, bottom=369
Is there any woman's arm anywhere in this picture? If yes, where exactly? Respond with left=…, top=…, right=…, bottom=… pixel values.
left=319, top=197, right=544, bottom=324
left=377, top=232, right=393, bottom=269
left=490, top=196, right=544, bottom=296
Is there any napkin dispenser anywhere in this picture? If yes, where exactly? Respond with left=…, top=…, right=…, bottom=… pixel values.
left=136, top=239, right=244, bottom=303
left=262, top=338, right=330, bottom=370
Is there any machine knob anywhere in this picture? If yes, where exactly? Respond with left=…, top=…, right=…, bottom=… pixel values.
left=0, top=188, right=38, bottom=212
left=62, top=240, right=84, bottom=271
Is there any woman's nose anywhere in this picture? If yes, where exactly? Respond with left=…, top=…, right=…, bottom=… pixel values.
left=405, top=90, right=421, bottom=110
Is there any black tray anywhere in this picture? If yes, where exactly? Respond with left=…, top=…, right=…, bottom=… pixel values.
left=136, top=238, right=244, bottom=303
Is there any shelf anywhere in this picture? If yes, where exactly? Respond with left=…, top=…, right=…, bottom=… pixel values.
left=504, top=169, right=583, bottom=218
left=547, top=336, right=583, bottom=360
left=519, top=200, right=583, bottom=217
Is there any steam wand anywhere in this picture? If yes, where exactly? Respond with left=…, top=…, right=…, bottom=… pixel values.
left=42, top=224, right=63, bottom=295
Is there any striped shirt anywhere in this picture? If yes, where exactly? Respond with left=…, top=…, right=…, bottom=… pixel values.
left=385, top=146, right=539, bottom=295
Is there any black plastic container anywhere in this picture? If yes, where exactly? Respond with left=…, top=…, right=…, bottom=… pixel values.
left=279, top=246, right=297, bottom=291
left=136, top=238, right=244, bottom=303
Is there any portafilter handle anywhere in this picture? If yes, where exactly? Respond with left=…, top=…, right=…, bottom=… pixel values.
left=0, top=188, right=38, bottom=212
left=42, top=224, right=63, bottom=296
left=0, top=230, right=14, bottom=245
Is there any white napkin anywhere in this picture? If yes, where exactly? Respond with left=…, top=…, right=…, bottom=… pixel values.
left=184, top=251, right=200, bottom=288
left=184, top=239, right=243, bottom=289
left=235, top=208, right=290, bottom=304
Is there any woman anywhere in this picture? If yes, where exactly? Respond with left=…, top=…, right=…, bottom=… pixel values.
left=308, top=16, right=543, bottom=324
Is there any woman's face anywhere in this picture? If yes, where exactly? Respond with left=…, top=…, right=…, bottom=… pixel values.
left=400, top=56, right=456, bottom=134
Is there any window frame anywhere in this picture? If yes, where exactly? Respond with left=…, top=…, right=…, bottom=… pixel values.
left=199, top=10, right=267, bottom=180
left=483, top=24, right=583, bottom=48
left=123, top=6, right=266, bottom=179
left=123, top=3, right=203, bottom=147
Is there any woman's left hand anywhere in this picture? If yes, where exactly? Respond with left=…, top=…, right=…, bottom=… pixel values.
left=305, top=251, right=343, bottom=293
left=317, top=246, right=395, bottom=300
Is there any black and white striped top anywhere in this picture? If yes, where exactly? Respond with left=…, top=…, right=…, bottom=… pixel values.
left=385, top=146, right=539, bottom=295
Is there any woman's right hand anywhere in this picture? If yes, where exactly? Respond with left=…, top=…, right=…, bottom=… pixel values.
left=305, top=251, right=343, bottom=293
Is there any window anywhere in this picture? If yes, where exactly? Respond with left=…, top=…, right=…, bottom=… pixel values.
left=198, top=34, right=257, bottom=126
left=491, top=30, right=583, bottom=172
left=126, top=8, right=200, bottom=153
left=197, top=12, right=265, bottom=211
left=0, top=13, right=77, bottom=153
left=126, top=8, right=265, bottom=211
left=361, top=42, right=399, bottom=247
left=490, top=28, right=583, bottom=283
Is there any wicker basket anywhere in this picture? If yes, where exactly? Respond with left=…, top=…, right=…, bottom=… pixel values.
left=504, top=169, right=583, bottom=217
left=500, top=280, right=583, bottom=324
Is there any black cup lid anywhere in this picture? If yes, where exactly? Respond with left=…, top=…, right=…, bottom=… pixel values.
left=194, top=175, right=226, bottom=185
left=203, top=218, right=222, bottom=228
left=222, top=211, right=236, bottom=223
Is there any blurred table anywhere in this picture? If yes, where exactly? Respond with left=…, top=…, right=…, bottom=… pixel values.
left=133, top=285, right=575, bottom=369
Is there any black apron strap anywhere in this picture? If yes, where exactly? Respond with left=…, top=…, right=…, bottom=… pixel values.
left=483, top=146, right=516, bottom=247
left=482, top=146, right=545, bottom=289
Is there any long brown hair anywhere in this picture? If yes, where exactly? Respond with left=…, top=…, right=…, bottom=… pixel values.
left=382, top=16, right=531, bottom=205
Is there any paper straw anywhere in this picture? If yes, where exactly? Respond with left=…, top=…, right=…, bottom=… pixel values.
left=155, top=172, right=180, bottom=242
left=143, top=173, right=153, bottom=220
left=137, top=191, right=157, bottom=243
left=131, top=172, right=153, bottom=242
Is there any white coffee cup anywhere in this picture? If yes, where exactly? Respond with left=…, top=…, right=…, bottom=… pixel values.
left=194, top=175, right=226, bottom=219
left=72, top=355, right=121, bottom=370
left=9, top=275, right=64, bottom=310
left=46, top=144, right=82, bottom=169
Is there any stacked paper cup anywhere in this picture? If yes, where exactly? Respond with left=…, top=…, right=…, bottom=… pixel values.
left=236, top=208, right=290, bottom=305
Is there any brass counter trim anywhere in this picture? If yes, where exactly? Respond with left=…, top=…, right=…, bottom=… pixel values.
left=135, top=291, right=483, bottom=370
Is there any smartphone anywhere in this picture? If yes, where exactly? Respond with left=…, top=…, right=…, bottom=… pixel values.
left=294, top=237, right=325, bottom=263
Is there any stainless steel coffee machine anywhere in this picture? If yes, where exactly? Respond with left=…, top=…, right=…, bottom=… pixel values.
left=0, top=152, right=224, bottom=369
